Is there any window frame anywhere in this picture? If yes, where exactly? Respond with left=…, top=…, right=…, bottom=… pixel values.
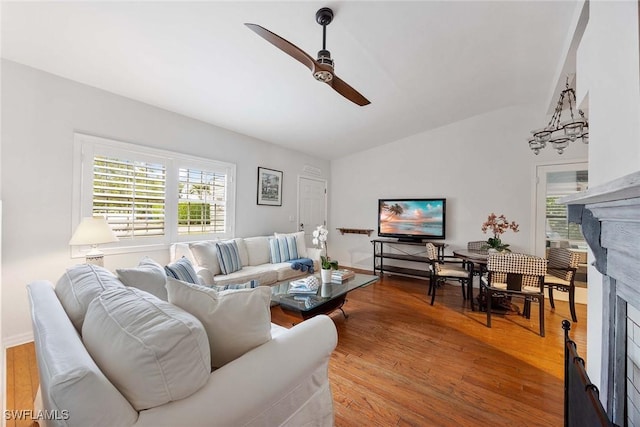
left=72, top=133, right=236, bottom=259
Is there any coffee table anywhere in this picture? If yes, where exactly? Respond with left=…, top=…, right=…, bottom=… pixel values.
left=271, top=273, right=378, bottom=320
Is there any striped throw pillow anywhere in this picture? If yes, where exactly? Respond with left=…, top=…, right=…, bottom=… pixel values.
left=269, top=235, right=299, bottom=263
left=210, top=279, right=259, bottom=292
left=215, top=241, right=243, bottom=275
left=165, top=257, right=199, bottom=284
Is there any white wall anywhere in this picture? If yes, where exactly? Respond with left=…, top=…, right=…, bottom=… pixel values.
left=329, top=104, right=588, bottom=270
left=0, top=59, right=329, bottom=345
left=575, top=0, right=640, bottom=393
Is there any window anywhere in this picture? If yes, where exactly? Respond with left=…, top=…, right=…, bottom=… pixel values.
left=93, top=156, right=166, bottom=238
left=178, top=168, right=226, bottom=235
left=73, top=133, right=235, bottom=256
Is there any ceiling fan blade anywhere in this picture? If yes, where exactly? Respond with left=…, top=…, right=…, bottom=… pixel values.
left=245, top=23, right=316, bottom=72
left=329, top=75, right=371, bottom=106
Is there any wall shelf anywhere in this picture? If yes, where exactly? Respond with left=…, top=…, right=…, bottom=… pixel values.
left=337, top=228, right=374, bottom=236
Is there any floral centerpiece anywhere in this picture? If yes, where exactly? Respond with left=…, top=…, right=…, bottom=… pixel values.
left=312, top=225, right=339, bottom=270
left=481, top=213, right=520, bottom=252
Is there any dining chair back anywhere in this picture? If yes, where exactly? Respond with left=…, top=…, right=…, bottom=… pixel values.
left=484, top=253, right=547, bottom=336
left=545, top=248, right=581, bottom=322
left=425, top=243, right=472, bottom=307
left=467, top=241, right=486, bottom=251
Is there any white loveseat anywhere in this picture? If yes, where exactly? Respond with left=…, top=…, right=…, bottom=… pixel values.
left=27, top=264, right=337, bottom=427
left=170, top=232, right=320, bottom=286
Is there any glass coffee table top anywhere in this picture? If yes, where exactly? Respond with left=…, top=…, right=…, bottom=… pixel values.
left=271, top=273, right=378, bottom=315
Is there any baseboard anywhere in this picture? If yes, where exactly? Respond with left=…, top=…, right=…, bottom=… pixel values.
left=3, top=331, right=34, bottom=349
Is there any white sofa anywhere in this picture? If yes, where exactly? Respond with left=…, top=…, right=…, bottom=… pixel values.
left=27, top=264, right=337, bottom=427
left=170, top=233, right=321, bottom=286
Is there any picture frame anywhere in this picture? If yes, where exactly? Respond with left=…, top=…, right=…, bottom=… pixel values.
left=257, top=167, right=283, bottom=206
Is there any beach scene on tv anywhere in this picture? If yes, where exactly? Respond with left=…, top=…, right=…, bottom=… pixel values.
left=379, top=200, right=444, bottom=235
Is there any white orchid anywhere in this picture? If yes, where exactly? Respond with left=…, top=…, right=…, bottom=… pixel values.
left=312, top=225, right=338, bottom=270
left=312, top=225, right=329, bottom=247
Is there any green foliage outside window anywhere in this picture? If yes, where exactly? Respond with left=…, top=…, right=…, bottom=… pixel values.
left=178, top=201, right=211, bottom=225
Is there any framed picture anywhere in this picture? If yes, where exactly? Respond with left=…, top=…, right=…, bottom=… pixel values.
left=257, top=167, right=283, bottom=206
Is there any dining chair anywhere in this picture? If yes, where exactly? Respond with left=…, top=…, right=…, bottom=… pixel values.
left=426, top=243, right=473, bottom=306
left=466, top=240, right=487, bottom=277
left=544, top=247, right=581, bottom=322
left=483, top=253, right=547, bottom=336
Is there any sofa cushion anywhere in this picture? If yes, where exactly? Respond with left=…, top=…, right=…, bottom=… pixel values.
left=166, top=277, right=272, bottom=368
left=54, top=264, right=125, bottom=331
left=189, top=240, right=222, bottom=276
left=82, top=287, right=211, bottom=411
left=215, top=240, right=243, bottom=275
left=165, top=256, right=200, bottom=284
left=274, top=231, right=308, bottom=258
left=269, top=235, right=299, bottom=263
left=244, top=236, right=271, bottom=266
left=116, top=256, right=168, bottom=301
left=212, top=265, right=278, bottom=286
left=271, top=262, right=308, bottom=281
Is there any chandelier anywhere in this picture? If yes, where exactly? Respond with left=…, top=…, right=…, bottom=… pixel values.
left=528, top=77, right=588, bottom=155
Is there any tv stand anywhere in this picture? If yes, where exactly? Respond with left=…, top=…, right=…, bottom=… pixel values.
left=397, top=237, right=424, bottom=243
left=372, top=238, right=445, bottom=280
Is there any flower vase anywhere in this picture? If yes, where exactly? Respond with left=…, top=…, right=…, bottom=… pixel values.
left=487, top=248, right=499, bottom=254
left=321, top=268, right=332, bottom=284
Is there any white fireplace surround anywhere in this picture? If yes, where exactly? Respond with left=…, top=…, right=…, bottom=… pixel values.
left=563, top=170, right=640, bottom=427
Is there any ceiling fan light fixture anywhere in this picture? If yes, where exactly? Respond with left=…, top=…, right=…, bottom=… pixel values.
left=314, top=70, right=333, bottom=83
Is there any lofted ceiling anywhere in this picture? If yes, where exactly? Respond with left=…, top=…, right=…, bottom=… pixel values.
left=1, top=1, right=579, bottom=160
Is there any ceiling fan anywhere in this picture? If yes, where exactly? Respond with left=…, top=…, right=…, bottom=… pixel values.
left=245, top=7, right=370, bottom=106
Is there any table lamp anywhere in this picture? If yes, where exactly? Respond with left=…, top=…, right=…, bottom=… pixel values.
left=69, top=216, right=119, bottom=266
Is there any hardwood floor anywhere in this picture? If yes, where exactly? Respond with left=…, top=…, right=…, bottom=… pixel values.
left=274, top=273, right=587, bottom=427
left=6, top=273, right=586, bottom=427
left=5, top=342, right=39, bottom=427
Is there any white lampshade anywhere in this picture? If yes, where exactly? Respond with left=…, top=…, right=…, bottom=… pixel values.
left=69, top=216, right=119, bottom=266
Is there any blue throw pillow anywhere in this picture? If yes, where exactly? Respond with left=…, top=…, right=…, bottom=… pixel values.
left=165, top=257, right=199, bottom=284
left=215, top=241, right=243, bottom=275
left=269, top=235, right=298, bottom=263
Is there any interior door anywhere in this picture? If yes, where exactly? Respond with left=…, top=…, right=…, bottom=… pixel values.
left=535, top=162, right=588, bottom=302
left=298, top=176, right=327, bottom=246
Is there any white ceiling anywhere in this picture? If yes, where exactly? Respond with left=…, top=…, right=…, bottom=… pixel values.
left=1, top=1, right=579, bottom=160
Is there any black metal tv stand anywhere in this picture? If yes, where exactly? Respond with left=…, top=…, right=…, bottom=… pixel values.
left=371, top=238, right=446, bottom=280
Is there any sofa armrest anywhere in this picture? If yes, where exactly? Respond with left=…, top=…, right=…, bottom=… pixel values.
left=134, top=315, right=338, bottom=427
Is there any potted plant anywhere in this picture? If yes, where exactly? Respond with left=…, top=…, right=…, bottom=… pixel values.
left=312, top=225, right=339, bottom=283
left=481, top=213, right=520, bottom=252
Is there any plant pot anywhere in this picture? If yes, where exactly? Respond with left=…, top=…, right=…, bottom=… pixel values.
left=321, top=268, right=332, bottom=283
left=487, top=248, right=499, bottom=254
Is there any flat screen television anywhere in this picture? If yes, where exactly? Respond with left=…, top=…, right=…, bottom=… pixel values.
left=378, top=198, right=446, bottom=241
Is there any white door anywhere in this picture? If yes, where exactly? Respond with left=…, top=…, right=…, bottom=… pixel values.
left=298, top=176, right=327, bottom=246
left=535, top=162, right=588, bottom=303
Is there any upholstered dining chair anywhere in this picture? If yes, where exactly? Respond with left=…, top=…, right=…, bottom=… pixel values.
left=483, top=253, right=547, bottom=336
left=544, top=248, right=581, bottom=322
left=426, top=243, right=473, bottom=307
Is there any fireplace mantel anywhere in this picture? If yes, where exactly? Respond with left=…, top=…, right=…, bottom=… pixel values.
left=562, top=169, right=640, bottom=426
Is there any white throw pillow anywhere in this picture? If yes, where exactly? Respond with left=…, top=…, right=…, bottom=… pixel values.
left=116, top=257, right=168, bottom=301
left=55, top=264, right=125, bottom=331
left=243, top=236, right=271, bottom=266
left=189, top=240, right=222, bottom=276
left=82, top=287, right=211, bottom=411
left=275, top=231, right=308, bottom=258
left=166, top=277, right=272, bottom=368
